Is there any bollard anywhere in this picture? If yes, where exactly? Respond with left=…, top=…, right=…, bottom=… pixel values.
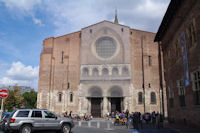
left=88, top=121, right=91, bottom=127
left=104, top=122, right=114, bottom=130
left=78, top=121, right=81, bottom=127
left=97, top=121, right=100, bottom=128
left=107, top=122, right=110, bottom=129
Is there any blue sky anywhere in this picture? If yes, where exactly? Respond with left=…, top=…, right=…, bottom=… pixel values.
left=0, top=0, right=170, bottom=90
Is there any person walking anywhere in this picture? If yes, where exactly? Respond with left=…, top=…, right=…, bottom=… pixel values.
left=125, top=109, right=129, bottom=118
left=152, top=111, right=156, bottom=128
left=140, top=113, right=143, bottom=129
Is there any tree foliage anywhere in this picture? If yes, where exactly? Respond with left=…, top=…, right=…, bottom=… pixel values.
left=4, top=85, right=23, bottom=112
left=22, top=90, right=37, bottom=109
left=0, top=85, right=37, bottom=112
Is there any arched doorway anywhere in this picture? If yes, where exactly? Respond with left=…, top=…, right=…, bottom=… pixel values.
left=88, top=86, right=103, bottom=117
left=108, top=86, right=123, bottom=113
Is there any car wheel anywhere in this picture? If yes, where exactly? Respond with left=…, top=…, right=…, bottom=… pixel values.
left=19, top=124, right=32, bottom=133
left=61, top=124, right=71, bottom=133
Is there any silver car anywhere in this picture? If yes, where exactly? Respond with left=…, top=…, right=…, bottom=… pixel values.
left=7, top=109, right=74, bottom=133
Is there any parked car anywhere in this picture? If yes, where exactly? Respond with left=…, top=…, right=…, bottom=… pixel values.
left=7, top=109, right=74, bottom=133
left=1, top=112, right=11, bottom=131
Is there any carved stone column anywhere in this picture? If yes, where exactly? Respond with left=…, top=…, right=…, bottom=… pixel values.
left=88, top=98, right=91, bottom=114
left=103, top=97, right=108, bottom=116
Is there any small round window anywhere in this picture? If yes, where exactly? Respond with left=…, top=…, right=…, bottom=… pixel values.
left=95, top=36, right=117, bottom=59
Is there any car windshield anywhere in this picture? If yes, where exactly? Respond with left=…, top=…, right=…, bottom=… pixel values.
left=44, top=111, right=56, bottom=118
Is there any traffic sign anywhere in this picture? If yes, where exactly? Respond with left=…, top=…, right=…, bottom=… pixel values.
left=0, top=89, right=9, bottom=99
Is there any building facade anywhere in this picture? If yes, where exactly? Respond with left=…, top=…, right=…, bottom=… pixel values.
left=37, top=18, right=164, bottom=117
left=155, top=0, right=200, bottom=127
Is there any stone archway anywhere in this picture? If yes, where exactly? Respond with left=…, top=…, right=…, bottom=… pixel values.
left=109, top=86, right=123, bottom=97
left=108, top=86, right=124, bottom=113
left=89, top=86, right=102, bottom=97
left=88, top=86, right=103, bottom=117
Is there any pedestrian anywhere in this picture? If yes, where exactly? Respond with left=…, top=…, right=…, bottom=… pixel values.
left=140, top=113, right=143, bottom=129
left=64, top=111, right=68, bottom=117
left=156, top=112, right=160, bottom=129
left=107, top=112, right=110, bottom=120
left=159, top=114, right=164, bottom=128
left=152, top=111, right=156, bottom=128
left=125, top=109, right=129, bottom=118
left=111, top=112, right=115, bottom=118
left=69, top=111, right=72, bottom=118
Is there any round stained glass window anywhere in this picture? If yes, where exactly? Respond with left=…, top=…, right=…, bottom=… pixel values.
left=95, top=37, right=117, bottom=59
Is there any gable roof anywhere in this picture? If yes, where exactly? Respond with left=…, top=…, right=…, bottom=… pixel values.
left=81, top=20, right=130, bottom=30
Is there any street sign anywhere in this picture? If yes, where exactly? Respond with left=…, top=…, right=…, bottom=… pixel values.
left=0, top=89, right=9, bottom=99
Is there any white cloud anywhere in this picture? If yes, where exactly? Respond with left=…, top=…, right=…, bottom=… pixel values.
left=32, top=16, right=43, bottom=26
left=0, top=62, right=39, bottom=90
left=0, top=0, right=41, bottom=12
left=0, top=0, right=43, bottom=26
left=43, top=0, right=170, bottom=35
left=7, top=62, right=38, bottom=80
left=0, top=0, right=170, bottom=33
left=136, top=0, right=168, bottom=18
left=44, top=0, right=106, bottom=35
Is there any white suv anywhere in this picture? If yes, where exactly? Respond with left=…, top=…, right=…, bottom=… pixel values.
left=7, top=109, right=74, bottom=133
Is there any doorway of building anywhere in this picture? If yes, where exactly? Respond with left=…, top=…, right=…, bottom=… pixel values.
left=91, top=98, right=102, bottom=117
left=111, top=98, right=122, bottom=113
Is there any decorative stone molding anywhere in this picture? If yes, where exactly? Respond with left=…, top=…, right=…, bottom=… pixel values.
left=81, top=64, right=131, bottom=80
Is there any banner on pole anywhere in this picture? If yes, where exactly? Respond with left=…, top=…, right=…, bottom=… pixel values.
left=180, top=32, right=190, bottom=87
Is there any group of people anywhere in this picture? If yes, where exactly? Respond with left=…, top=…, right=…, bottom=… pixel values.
left=64, top=111, right=94, bottom=121
left=63, top=111, right=84, bottom=121
left=83, top=113, right=93, bottom=121
left=63, top=109, right=164, bottom=128
left=63, top=111, right=73, bottom=118
left=112, top=109, right=164, bottom=129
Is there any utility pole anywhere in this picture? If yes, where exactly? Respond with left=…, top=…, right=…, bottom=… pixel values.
left=141, top=35, right=146, bottom=113
left=0, top=99, right=4, bottom=121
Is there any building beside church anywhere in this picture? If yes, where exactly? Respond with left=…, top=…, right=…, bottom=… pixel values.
left=155, top=0, right=200, bottom=126
left=37, top=13, right=166, bottom=117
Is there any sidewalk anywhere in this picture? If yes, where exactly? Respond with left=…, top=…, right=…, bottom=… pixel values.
left=165, top=123, right=200, bottom=133
left=75, top=118, right=200, bottom=133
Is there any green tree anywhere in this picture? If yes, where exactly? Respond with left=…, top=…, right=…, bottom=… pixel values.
left=22, top=90, right=37, bottom=109
left=4, top=85, right=23, bottom=112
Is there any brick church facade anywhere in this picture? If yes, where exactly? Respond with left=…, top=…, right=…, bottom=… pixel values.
left=37, top=15, right=167, bottom=117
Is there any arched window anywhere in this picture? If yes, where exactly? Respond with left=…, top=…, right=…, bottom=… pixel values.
left=58, top=93, right=62, bottom=102
left=82, top=67, right=89, bottom=76
left=138, top=92, right=143, bottom=104
left=102, top=68, right=109, bottom=76
left=112, top=67, right=119, bottom=75
left=151, top=92, right=156, bottom=104
left=92, top=68, right=99, bottom=76
left=122, top=66, right=129, bottom=75
left=70, top=93, right=73, bottom=102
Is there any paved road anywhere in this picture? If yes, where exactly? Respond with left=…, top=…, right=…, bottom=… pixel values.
left=0, top=127, right=129, bottom=133
left=0, top=126, right=179, bottom=133
left=0, top=121, right=179, bottom=133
